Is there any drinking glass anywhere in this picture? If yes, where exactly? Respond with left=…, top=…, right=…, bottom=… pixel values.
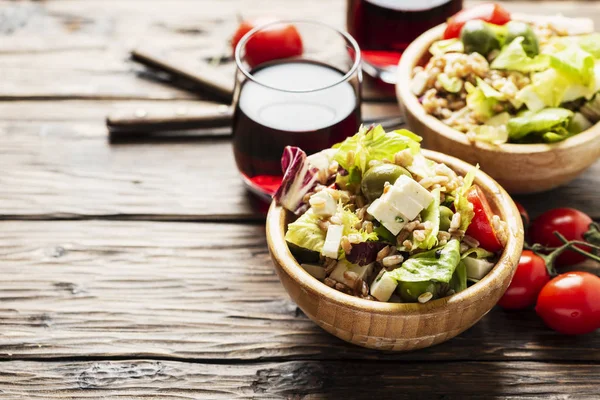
left=347, top=0, right=463, bottom=83
left=232, top=20, right=362, bottom=200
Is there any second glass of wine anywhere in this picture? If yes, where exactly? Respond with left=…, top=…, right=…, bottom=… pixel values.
left=232, top=20, right=362, bottom=200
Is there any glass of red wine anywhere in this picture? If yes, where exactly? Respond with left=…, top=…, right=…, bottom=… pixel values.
left=232, top=20, right=362, bottom=200
left=347, top=0, right=463, bottom=83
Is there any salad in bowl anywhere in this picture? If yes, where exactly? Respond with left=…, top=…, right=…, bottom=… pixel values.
left=410, top=3, right=600, bottom=144
left=273, top=125, right=508, bottom=303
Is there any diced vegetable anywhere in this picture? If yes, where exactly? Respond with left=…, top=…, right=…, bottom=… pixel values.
left=444, top=3, right=511, bottom=40
left=413, top=188, right=441, bottom=250
left=454, top=165, right=478, bottom=233
left=465, top=185, right=504, bottom=253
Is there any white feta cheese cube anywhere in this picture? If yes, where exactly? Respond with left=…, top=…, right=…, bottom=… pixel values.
left=366, top=198, right=408, bottom=235
left=463, top=257, right=495, bottom=280
left=370, top=269, right=399, bottom=302
left=309, top=191, right=337, bottom=217
left=329, top=260, right=373, bottom=286
left=321, top=224, right=344, bottom=259
left=385, top=186, right=426, bottom=221
left=393, top=175, right=434, bottom=209
left=301, top=263, right=327, bottom=280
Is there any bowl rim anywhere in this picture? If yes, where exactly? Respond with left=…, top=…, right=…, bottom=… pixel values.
left=266, top=149, right=524, bottom=316
left=396, top=24, right=600, bottom=154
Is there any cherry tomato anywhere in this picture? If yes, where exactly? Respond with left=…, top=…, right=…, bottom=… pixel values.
left=529, top=208, right=593, bottom=266
left=465, top=185, right=504, bottom=252
left=231, top=19, right=303, bottom=67
left=515, top=201, right=530, bottom=227
left=497, top=250, right=549, bottom=310
left=536, top=272, right=600, bottom=335
left=443, top=3, right=511, bottom=39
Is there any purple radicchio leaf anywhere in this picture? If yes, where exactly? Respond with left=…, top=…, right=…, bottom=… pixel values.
left=273, top=146, right=319, bottom=214
left=346, top=241, right=387, bottom=266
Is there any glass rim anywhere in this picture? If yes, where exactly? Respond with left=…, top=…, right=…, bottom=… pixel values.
left=234, top=19, right=362, bottom=94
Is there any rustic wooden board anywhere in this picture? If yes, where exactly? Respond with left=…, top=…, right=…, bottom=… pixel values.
left=0, top=220, right=598, bottom=362
left=0, top=359, right=599, bottom=399
left=1, top=1, right=599, bottom=101
left=0, top=115, right=597, bottom=219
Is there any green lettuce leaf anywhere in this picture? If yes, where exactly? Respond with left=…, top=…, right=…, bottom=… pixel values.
left=334, top=125, right=422, bottom=176
left=461, top=247, right=495, bottom=260
left=337, top=203, right=378, bottom=242
left=466, top=81, right=499, bottom=121
left=472, top=112, right=510, bottom=145
left=406, top=153, right=437, bottom=179
left=388, top=239, right=461, bottom=283
left=507, top=107, right=574, bottom=141
left=548, top=45, right=595, bottom=86
left=429, top=38, right=464, bottom=56
left=491, top=37, right=550, bottom=72
left=491, top=37, right=549, bottom=72
left=517, top=68, right=569, bottom=111
left=449, top=261, right=468, bottom=293
left=577, top=33, right=600, bottom=59
left=453, top=165, right=478, bottom=232
left=285, top=210, right=326, bottom=253
left=413, top=188, right=441, bottom=250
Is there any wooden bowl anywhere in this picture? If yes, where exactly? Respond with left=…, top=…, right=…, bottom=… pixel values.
left=266, top=150, right=524, bottom=351
left=396, top=24, right=600, bottom=194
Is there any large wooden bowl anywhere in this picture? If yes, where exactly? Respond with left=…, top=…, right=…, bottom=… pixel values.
left=266, top=150, right=524, bottom=351
left=396, top=24, right=600, bottom=194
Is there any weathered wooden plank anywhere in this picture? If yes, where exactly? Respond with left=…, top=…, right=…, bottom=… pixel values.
left=0, top=115, right=597, bottom=219
left=0, top=100, right=401, bottom=219
left=0, top=220, right=598, bottom=362
left=0, top=359, right=598, bottom=399
left=1, top=1, right=599, bottom=101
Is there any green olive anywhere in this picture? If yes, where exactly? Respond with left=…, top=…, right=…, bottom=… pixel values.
left=439, top=206, right=454, bottom=232
left=505, top=21, right=539, bottom=57
left=460, top=19, right=501, bottom=56
left=397, top=281, right=439, bottom=303
left=360, top=164, right=411, bottom=202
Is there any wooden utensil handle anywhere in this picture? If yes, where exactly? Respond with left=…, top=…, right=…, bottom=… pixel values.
left=131, top=47, right=234, bottom=103
left=107, top=105, right=233, bottom=134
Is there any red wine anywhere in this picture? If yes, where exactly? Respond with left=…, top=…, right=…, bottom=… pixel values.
left=347, top=0, right=463, bottom=68
left=232, top=60, right=360, bottom=197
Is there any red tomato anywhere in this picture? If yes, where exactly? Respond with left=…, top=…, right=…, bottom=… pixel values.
left=231, top=19, right=303, bottom=67
left=497, top=250, right=549, bottom=310
left=443, top=3, right=511, bottom=39
left=536, top=272, right=600, bottom=335
left=515, top=201, right=530, bottom=227
left=465, top=185, right=504, bottom=252
left=529, top=208, right=593, bottom=266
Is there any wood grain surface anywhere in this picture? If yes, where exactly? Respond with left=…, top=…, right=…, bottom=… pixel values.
left=0, top=220, right=598, bottom=362
left=0, top=100, right=597, bottom=219
left=1, top=0, right=599, bottom=398
left=1, top=360, right=599, bottom=399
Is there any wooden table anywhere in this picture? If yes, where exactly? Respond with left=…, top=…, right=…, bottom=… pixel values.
left=0, top=0, right=599, bottom=398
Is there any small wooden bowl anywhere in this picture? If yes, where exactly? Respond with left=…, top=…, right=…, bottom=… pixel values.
left=396, top=25, right=600, bottom=194
left=266, top=150, right=524, bottom=351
